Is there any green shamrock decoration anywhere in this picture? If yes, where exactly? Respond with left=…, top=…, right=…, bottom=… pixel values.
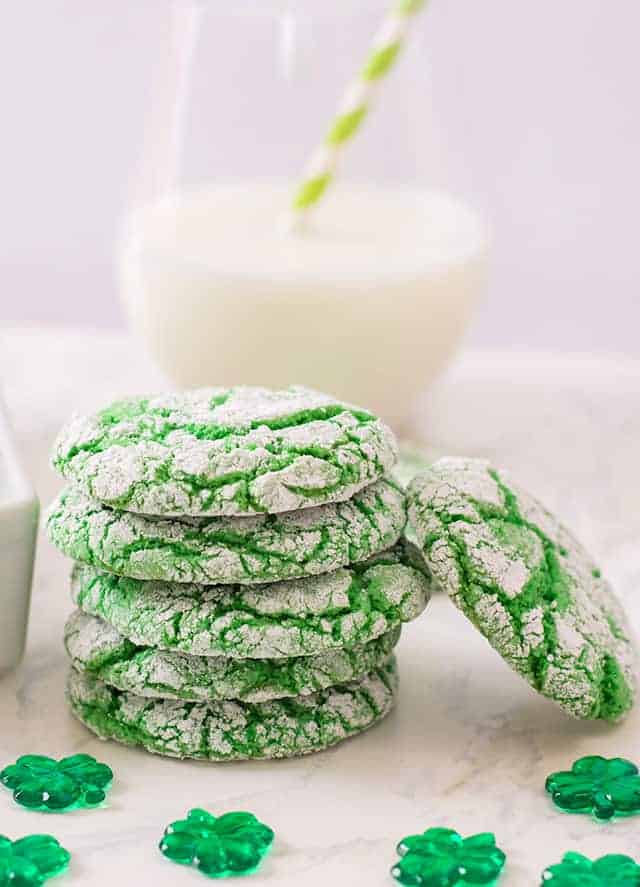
left=0, top=833, right=71, bottom=886
left=545, top=756, right=640, bottom=821
left=0, top=754, right=113, bottom=812
left=541, top=851, right=640, bottom=886
left=159, top=808, right=274, bottom=878
left=391, top=827, right=506, bottom=886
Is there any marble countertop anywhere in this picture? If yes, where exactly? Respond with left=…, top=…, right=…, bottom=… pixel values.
left=1, top=328, right=640, bottom=886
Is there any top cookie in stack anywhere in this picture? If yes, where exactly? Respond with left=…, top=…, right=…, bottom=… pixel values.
left=50, top=386, right=398, bottom=518
left=47, top=387, right=431, bottom=761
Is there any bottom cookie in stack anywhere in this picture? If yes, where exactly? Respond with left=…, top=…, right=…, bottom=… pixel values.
left=64, top=545, right=431, bottom=760
left=67, top=660, right=399, bottom=762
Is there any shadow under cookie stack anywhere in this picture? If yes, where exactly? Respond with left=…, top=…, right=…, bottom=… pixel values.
left=46, top=387, right=430, bottom=761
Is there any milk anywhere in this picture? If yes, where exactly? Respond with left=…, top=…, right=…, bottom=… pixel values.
left=119, top=184, right=488, bottom=426
left=0, top=400, right=38, bottom=671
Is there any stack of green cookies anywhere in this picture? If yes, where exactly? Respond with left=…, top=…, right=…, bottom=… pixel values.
left=46, top=387, right=431, bottom=761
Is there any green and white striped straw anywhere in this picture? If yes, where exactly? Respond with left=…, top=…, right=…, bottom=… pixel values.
left=289, top=0, right=428, bottom=226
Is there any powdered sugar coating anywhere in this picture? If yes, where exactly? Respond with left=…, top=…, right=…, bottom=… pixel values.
left=47, top=478, right=406, bottom=585
left=64, top=610, right=400, bottom=703
left=408, top=457, right=636, bottom=721
left=67, top=659, right=398, bottom=760
left=69, top=547, right=429, bottom=659
left=51, top=386, right=397, bottom=517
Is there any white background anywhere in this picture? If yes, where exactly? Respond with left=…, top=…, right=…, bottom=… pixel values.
left=1, top=0, right=639, bottom=354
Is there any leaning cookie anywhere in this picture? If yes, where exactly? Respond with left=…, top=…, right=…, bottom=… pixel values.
left=51, top=386, right=397, bottom=517
left=67, top=659, right=398, bottom=761
left=64, top=610, right=400, bottom=703
left=408, top=457, right=636, bottom=721
left=70, top=548, right=430, bottom=659
left=47, top=478, right=406, bottom=585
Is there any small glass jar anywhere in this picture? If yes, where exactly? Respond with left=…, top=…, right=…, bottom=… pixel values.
left=0, top=400, right=38, bottom=671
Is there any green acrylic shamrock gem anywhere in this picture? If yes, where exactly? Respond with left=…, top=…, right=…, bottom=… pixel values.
left=159, top=808, right=274, bottom=879
left=545, top=756, right=640, bottom=821
left=0, top=833, right=71, bottom=886
left=541, top=851, right=640, bottom=886
left=391, top=827, right=506, bottom=886
left=0, top=754, right=113, bottom=812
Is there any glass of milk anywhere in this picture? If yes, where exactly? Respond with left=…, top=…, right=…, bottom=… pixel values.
left=119, top=0, right=489, bottom=428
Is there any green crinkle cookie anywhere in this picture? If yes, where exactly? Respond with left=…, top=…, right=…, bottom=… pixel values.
left=47, top=478, right=406, bottom=585
left=408, top=457, right=636, bottom=722
left=64, top=609, right=401, bottom=703
left=69, top=547, right=430, bottom=659
left=67, top=659, right=399, bottom=761
left=51, top=386, right=397, bottom=517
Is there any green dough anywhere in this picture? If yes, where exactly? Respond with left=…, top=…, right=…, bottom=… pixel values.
left=408, top=457, right=636, bottom=722
left=70, top=547, right=430, bottom=659
left=393, top=443, right=433, bottom=488
left=47, top=479, right=406, bottom=585
left=393, top=443, right=433, bottom=548
left=51, top=386, right=397, bottom=517
left=67, top=659, right=398, bottom=760
left=65, top=609, right=401, bottom=703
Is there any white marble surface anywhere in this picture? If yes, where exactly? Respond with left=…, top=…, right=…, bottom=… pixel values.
left=1, top=328, right=639, bottom=886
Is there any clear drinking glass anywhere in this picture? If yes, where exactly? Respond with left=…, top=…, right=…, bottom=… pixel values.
left=119, top=0, right=488, bottom=428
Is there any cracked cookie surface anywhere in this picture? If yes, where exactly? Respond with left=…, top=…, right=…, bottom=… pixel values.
left=47, top=478, right=406, bottom=585
left=67, top=658, right=398, bottom=760
left=69, top=547, right=429, bottom=659
left=64, top=610, right=400, bottom=703
left=51, top=386, right=397, bottom=517
left=407, top=457, right=636, bottom=721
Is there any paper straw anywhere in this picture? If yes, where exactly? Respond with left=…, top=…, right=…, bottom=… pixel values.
left=289, top=0, right=428, bottom=225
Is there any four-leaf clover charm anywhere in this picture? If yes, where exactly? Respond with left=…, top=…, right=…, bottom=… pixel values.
left=391, top=827, right=506, bottom=885
left=545, top=756, right=640, bottom=821
left=541, top=851, right=640, bottom=886
left=0, top=833, right=71, bottom=886
left=0, top=754, right=113, bottom=812
left=159, top=808, right=274, bottom=878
